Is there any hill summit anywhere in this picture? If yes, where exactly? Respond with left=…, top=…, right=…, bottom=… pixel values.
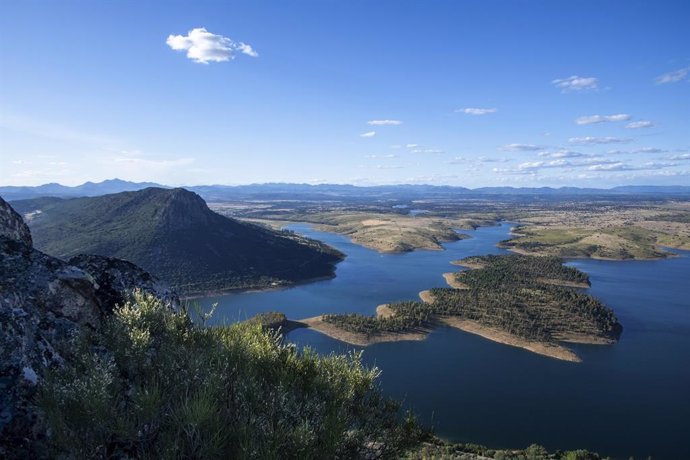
left=15, top=187, right=343, bottom=294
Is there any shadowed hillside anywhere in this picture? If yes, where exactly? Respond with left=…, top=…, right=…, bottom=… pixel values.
left=12, top=188, right=343, bottom=295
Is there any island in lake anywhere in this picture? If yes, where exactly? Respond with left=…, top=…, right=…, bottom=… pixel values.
left=297, top=254, right=622, bottom=362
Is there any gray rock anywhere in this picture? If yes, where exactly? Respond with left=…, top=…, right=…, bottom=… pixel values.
left=0, top=197, right=32, bottom=247
left=0, top=200, right=178, bottom=457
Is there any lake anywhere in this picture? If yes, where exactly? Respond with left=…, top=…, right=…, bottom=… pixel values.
left=199, top=223, right=690, bottom=459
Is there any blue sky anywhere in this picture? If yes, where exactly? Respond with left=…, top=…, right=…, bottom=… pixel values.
left=1, top=0, right=689, bottom=187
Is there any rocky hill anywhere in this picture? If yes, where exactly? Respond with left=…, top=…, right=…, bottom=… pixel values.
left=12, top=188, right=344, bottom=295
left=0, top=197, right=178, bottom=456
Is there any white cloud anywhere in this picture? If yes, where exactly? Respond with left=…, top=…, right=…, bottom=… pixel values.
left=405, top=144, right=418, bottom=148
left=633, top=147, right=665, bottom=153
left=655, top=67, right=689, bottom=84
left=607, top=147, right=666, bottom=155
left=411, top=148, right=445, bottom=154
left=366, top=154, right=398, bottom=159
left=367, top=120, right=402, bottom=126
left=575, top=114, right=631, bottom=125
left=166, top=27, right=258, bottom=64
left=626, top=120, right=655, bottom=129
left=539, top=149, right=587, bottom=159
left=360, top=131, right=376, bottom=138
left=569, top=136, right=631, bottom=145
left=517, top=159, right=571, bottom=171
left=552, top=75, right=598, bottom=92
left=456, top=108, right=497, bottom=115
left=502, top=143, right=543, bottom=151
left=113, top=156, right=195, bottom=167
left=587, top=162, right=631, bottom=171
left=669, top=153, right=690, bottom=161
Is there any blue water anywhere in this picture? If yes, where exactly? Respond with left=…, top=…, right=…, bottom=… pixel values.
left=199, top=223, right=690, bottom=459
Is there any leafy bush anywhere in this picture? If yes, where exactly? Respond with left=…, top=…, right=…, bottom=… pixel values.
left=39, top=291, right=423, bottom=459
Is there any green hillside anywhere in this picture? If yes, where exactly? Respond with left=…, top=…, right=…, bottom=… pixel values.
left=14, top=188, right=343, bottom=294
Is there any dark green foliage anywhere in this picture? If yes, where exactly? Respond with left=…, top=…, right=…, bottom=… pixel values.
left=456, top=254, right=590, bottom=288
left=16, top=188, right=343, bottom=294
left=322, top=255, right=620, bottom=343
left=323, top=301, right=433, bottom=336
left=403, top=440, right=607, bottom=459
left=248, top=311, right=288, bottom=330
left=39, top=292, right=423, bottom=459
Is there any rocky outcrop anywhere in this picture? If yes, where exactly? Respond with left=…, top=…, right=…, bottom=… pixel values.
left=0, top=197, right=177, bottom=457
left=0, top=197, right=32, bottom=247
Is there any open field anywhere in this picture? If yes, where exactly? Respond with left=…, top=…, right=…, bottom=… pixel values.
left=499, top=202, right=690, bottom=259
left=210, top=198, right=690, bottom=260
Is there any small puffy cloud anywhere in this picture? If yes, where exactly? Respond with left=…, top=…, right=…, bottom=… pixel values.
left=456, top=108, right=497, bottom=115
left=166, top=27, right=258, bottom=64
left=655, top=67, right=689, bottom=84
left=367, top=120, right=402, bottom=126
left=569, top=136, right=631, bottom=145
left=575, top=114, right=631, bottom=125
left=552, top=75, right=598, bottom=92
left=360, top=131, right=376, bottom=138
left=626, top=120, right=655, bottom=129
left=405, top=144, right=418, bottom=148
left=502, top=143, right=543, bottom=151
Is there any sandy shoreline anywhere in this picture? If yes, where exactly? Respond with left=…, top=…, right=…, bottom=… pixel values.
left=442, top=273, right=470, bottom=289
left=298, top=315, right=428, bottom=346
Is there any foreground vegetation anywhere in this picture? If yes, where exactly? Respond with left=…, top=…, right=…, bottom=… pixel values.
left=33, top=291, right=611, bottom=459
left=38, top=291, right=423, bottom=459
left=321, top=255, right=620, bottom=349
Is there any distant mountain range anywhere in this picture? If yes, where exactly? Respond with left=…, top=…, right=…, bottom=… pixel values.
left=13, top=188, right=343, bottom=295
left=2, top=179, right=690, bottom=201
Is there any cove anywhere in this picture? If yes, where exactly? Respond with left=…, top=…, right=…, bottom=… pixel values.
left=198, top=223, right=690, bottom=459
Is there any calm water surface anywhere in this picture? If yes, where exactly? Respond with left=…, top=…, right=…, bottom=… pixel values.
left=200, top=223, right=690, bottom=459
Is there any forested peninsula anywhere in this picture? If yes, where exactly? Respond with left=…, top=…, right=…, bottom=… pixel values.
left=300, top=254, right=622, bottom=362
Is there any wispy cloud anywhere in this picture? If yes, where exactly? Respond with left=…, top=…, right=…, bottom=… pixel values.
left=587, top=162, right=631, bottom=171
left=502, top=143, right=543, bottom=151
left=552, top=75, right=598, bottom=92
left=575, top=114, right=630, bottom=125
left=607, top=147, right=666, bottom=155
left=538, top=149, right=588, bottom=159
left=626, top=120, right=655, bottom=129
left=456, top=108, right=497, bottom=115
left=405, top=144, right=418, bottom=148
left=655, top=67, right=689, bottom=84
left=669, top=153, right=690, bottom=161
left=366, top=153, right=398, bottom=159
left=367, top=119, right=402, bottom=126
left=411, top=148, right=445, bottom=154
left=360, top=131, right=376, bottom=138
left=166, top=27, right=258, bottom=64
left=569, top=136, right=631, bottom=145
left=517, top=159, right=571, bottom=171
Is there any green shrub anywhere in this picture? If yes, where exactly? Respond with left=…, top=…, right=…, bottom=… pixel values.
left=39, top=291, right=422, bottom=459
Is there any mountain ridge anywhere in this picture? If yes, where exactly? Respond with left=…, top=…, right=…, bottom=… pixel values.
left=3, top=179, right=690, bottom=201
left=13, top=187, right=344, bottom=294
